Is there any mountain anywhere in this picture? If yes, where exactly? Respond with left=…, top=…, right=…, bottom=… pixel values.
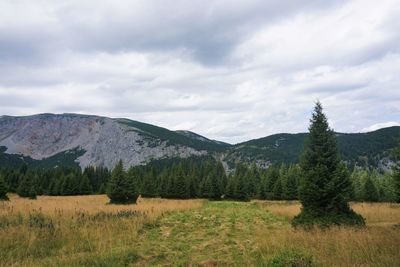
left=226, top=126, right=400, bottom=168
left=0, top=113, right=399, bottom=170
left=0, top=114, right=226, bottom=170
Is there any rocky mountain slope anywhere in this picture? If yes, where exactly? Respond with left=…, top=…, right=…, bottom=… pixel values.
left=0, top=113, right=399, bottom=170
left=0, top=114, right=223, bottom=169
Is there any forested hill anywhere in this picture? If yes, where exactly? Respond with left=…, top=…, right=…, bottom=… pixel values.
left=225, top=126, right=400, bottom=168
left=0, top=113, right=399, bottom=170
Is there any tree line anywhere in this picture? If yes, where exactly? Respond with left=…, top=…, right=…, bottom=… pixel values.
left=0, top=156, right=398, bottom=203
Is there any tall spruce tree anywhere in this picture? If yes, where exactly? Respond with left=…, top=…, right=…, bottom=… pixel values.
left=292, top=102, right=365, bottom=227
left=0, top=174, right=9, bottom=200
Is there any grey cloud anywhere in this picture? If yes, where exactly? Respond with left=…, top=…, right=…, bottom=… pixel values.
left=0, top=0, right=399, bottom=143
left=1, top=0, right=346, bottom=66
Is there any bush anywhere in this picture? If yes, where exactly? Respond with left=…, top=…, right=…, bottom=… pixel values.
left=268, top=249, right=315, bottom=267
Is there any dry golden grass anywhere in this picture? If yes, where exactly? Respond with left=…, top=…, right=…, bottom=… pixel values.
left=257, top=200, right=400, bottom=225
left=255, top=200, right=301, bottom=220
left=0, top=194, right=203, bottom=267
left=0, top=194, right=203, bottom=217
left=255, top=201, right=400, bottom=267
left=351, top=202, right=400, bottom=226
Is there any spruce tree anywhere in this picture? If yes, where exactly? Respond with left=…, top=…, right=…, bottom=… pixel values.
left=61, top=174, right=79, bottom=196
left=266, top=165, right=279, bottom=200
left=284, top=165, right=299, bottom=200
left=234, top=172, right=249, bottom=201
left=175, top=173, right=189, bottom=199
left=272, top=177, right=283, bottom=200
left=292, top=102, right=365, bottom=227
left=98, top=183, right=106, bottom=194
left=225, top=174, right=237, bottom=199
left=79, top=174, right=93, bottom=195
left=17, top=171, right=37, bottom=199
left=0, top=174, right=9, bottom=200
left=141, top=171, right=157, bottom=197
left=363, top=175, right=379, bottom=202
left=202, top=173, right=220, bottom=200
left=126, top=170, right=139, bottom=203
left=256, top=174, right=268, bottom=200
left=107, top=160, right=138, bottom=204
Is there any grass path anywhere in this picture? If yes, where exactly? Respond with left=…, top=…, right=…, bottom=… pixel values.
left=135, top=201, right=285, bottom=266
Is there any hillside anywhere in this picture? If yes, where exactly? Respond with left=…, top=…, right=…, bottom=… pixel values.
left=0, top=113, right=399, bottom=170
left=226, top=126, right=400, bottom=167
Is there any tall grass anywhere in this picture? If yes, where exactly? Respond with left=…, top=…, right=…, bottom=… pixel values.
left=1, top=196, right=399, bottom=266
left=0, top=194, right=203, bottom=266
left=256, top=201, right=400, bottom=266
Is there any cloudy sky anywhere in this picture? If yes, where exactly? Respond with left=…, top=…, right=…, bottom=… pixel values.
left=0, top=0, right=399, bottom=143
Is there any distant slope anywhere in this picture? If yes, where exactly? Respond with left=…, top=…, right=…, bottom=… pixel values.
left=226, top=126, right=400, bottom=167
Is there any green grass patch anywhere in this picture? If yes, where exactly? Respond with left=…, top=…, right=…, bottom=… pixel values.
left=136, top=201, right=284, bottom=266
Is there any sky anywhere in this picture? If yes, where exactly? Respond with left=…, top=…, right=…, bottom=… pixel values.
left=0, top=0, right=399, bottom=144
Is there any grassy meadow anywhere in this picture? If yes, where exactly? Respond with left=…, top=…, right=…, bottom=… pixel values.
left=0, top=195, right=399, bottom=267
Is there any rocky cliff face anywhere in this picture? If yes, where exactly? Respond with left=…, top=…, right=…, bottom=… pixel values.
left=0, top=114, right=207, bottom=169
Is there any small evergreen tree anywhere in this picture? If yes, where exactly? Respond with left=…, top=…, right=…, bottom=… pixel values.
left=17, top=171, right=37, bottom=199
left=0, top=174, right=9, bottom=200
left=292, top=102, right=365, bottom=227
left=225, top=174, right=237, bottom=199
left=256, top=174, right=268, bottom=200
left=98, top=183, right=106, bottom=194
left=79, top=174, right=93, bottom=195
left=234, top=172, right=249, bottom=201
left=61, top=174, right=79, bottom=196
left=266, top=165, right=279, bottom=200
left=107, top=160, right=138, bottom=204
left=272, top=177, right=283, bottom=200
left=363, top=175, right=379, bottom=202
left=202, top=173, right=220, bottom=200
left=284, top=165, right=299, bottom=200
left=174, top=173, right=189, bottom=199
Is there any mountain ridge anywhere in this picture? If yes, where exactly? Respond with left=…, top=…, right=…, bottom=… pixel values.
left=0, top=113, right=399, bottom=170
